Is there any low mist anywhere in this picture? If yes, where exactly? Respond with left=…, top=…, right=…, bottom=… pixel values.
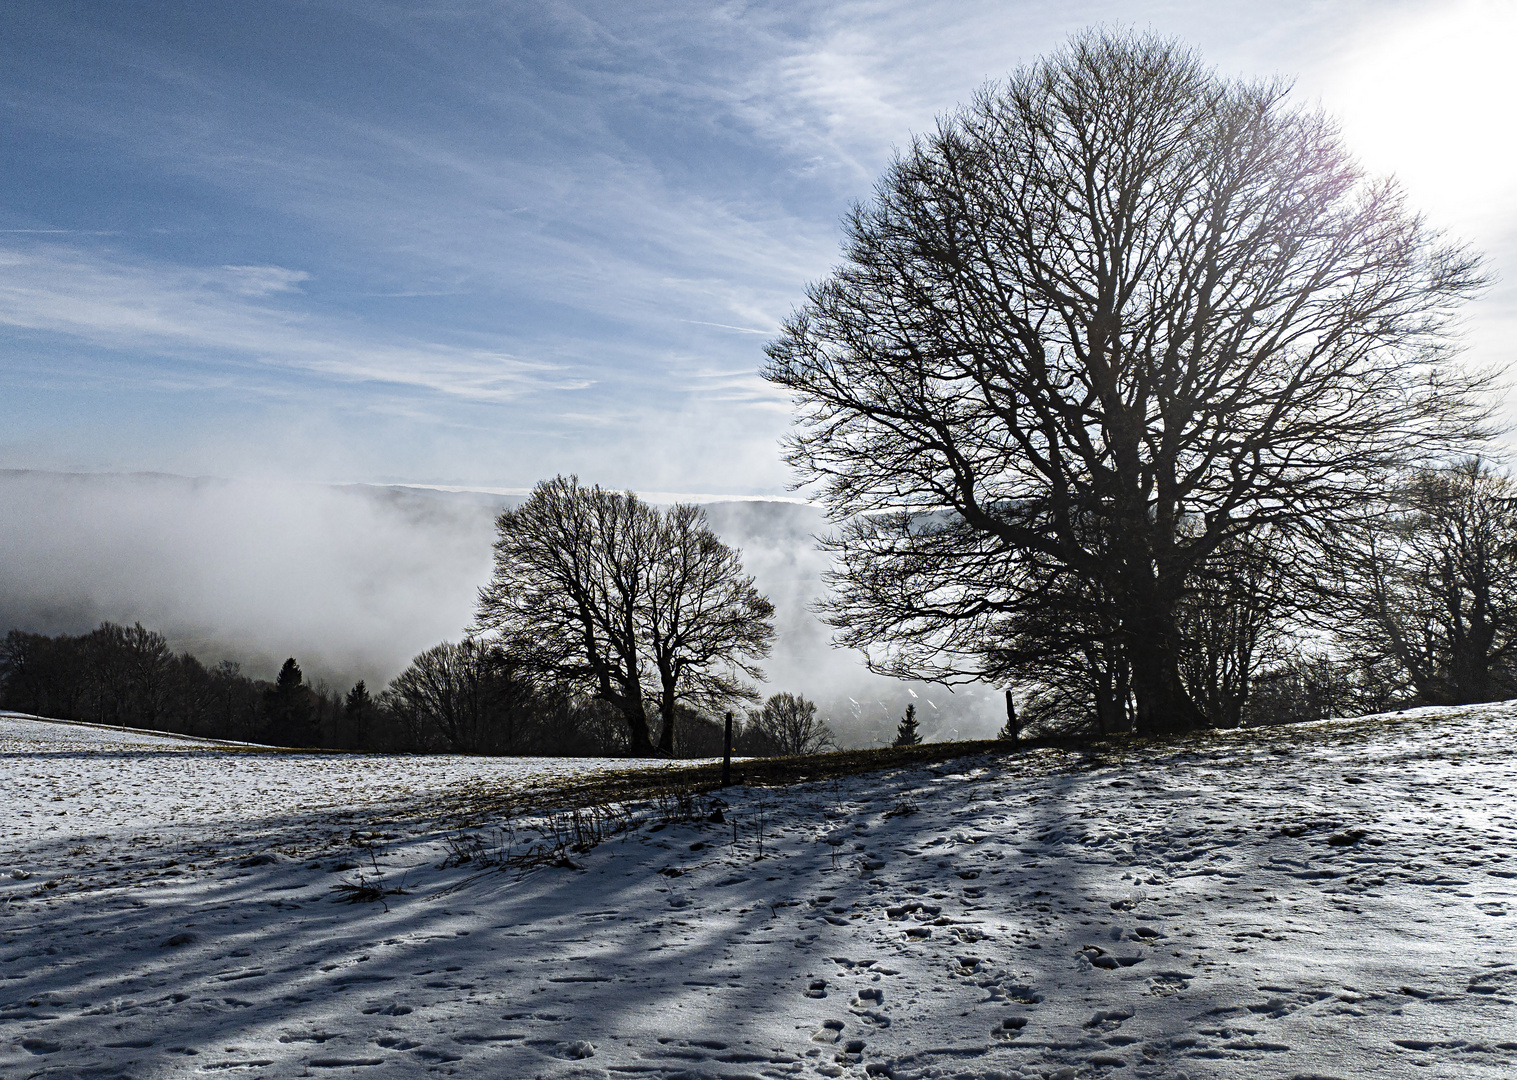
left=0, top=470, right=1003, bottom=744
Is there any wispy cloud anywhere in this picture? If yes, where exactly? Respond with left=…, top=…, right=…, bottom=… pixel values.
left=219, top=265, right=311, bottom=297
left=0, top=246, right=579, bottom=401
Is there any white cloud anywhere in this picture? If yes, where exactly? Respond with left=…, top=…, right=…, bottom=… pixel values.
left=4, top=0, right=1510, bottom=492
left=218, top=264, right=311, bottom=296
left=0, top=246, right=578, bottom=401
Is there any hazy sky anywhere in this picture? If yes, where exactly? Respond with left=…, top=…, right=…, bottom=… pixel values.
left=2, top=0, right=1513, bottom=498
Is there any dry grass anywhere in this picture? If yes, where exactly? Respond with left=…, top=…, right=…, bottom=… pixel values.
left=443, top=705, right=1493, bottom=826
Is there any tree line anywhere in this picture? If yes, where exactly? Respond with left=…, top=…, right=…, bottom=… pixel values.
left=0, top=620, right=840, bottom=757
left=9, top=460, right=1510, bottom=751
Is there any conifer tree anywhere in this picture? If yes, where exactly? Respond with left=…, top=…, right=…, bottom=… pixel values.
left=343, top=680, right=373, bottom=750
left=263, top=657, right=316, bottom=747
left=893, top=703, right=921, bottom=747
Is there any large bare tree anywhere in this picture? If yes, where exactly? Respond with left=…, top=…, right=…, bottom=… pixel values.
left=475, top=476, right=774, bottom=755
left=476, top=476, right=660, bottom=752
left=764, top=31, right=1491, bottom=735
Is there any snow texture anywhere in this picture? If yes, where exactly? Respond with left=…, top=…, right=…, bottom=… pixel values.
left=2, top=705, right=1515, bottom=1079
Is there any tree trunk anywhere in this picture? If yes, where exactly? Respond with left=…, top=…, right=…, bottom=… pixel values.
left=1448, top=645, right=1494, bottom=704
left=1094, top=685, right=1126, bottom=736
left=657, top=678, right=676, bottom=755
left=1084, top=638, right=1130, bottom=736
left=624, top=703, right=656, bottom=756
left=1126, top=611, right=1206, bottom=736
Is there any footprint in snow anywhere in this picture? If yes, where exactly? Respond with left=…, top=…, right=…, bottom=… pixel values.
left=1147, top=972, right=1192, bottom=995
left=413, top=1047, right=462, bottom=1062
left=374, top=1036, right=422, bottom=1051
left=362, top=1002, right=412, bottom=1016
left=1085, top=1006, right=1134, bottom=1029
left=992, top=1016, right=1028, bottom=1040
left=849, top=987, right=889, bottom=1027
left=1082, top=944, right=1143, bottom=969
left=811, top=1019, right=845, bottom=1043
left=1003, top=984, right=1044, bottom=1005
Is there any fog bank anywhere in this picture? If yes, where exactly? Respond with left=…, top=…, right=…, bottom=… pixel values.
left=0, top=471, right=1002, bottom=743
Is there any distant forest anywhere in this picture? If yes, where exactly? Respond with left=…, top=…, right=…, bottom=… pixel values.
left=0, top=622, right=818, bottom=757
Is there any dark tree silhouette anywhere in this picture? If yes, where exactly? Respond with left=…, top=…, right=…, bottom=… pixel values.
left=342, top=680, right=374, bottom=751
left=476, top=477, right=660, bottom=752
left=475, top=476, right=774, bottom=756
left=1327, top=459, right=1517, bottom=704
left=997, top=691, right=1019, bottom=742
left=645, top=504, right=775, bottom=754
left=763, top=30, right=1491, bottom=736
left=3, top=625, right=266, bottom=739
left=748, top=692, right=836, bottom=756
left=264, top=657, right=316, bottom=746
left=0, top=621, right=631, bottom=755
left=893, top=703, right=922, bottom=746
left=382, top=639, right=535, bottom=753
left=1176, top=530, right=1296, bottom=728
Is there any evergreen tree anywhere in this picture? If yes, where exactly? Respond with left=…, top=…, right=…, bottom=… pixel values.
left=893, top=703, right=921, bottom=747
left=342, top=680, right=373, bottom=751
left=263, top=657, right=316, bottom=747
left=276, top=657, right=303, bottom=694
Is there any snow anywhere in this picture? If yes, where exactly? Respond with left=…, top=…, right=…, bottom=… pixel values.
left=1, top=713, right=697, bottom=853
left=3, top=705, right=1515, bottom=1079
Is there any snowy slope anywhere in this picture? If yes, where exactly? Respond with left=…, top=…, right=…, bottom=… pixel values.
left=2, top=705, right=1514, bottom=1079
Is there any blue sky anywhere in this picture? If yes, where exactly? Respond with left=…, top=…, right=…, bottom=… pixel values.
left=2, top=0, right=1513, bottom=498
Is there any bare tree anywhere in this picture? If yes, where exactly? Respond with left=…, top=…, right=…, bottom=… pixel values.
left=475, top=477, right=659, bottom=752
left=475, top=476, right=774, bottom=755
left=764, top=30, right=1491, bottom=735
left=974, top=512, right=1134, bottom=735
left=645, top=504, right=775, bottom=753
left=749, top=692, right=836, bottom=756
left=81, top=622, right=173, bottom=729
left=382, top=639, right=527, bottom=753
left=1176, top=529, right=1295, bottom=728
left=1326, top=459, right=1517, bottom=704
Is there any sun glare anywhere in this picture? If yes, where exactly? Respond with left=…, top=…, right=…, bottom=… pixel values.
left=1327, top=0, right=1517, bottom=235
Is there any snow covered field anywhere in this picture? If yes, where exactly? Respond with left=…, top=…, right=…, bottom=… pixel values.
left=1, top=713, right=693, bottom=854
left=3, top=706, right=1515, bottom=1079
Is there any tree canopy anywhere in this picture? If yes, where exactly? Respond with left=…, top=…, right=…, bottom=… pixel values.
left=474, top=476, right=774, bottom=755
left=764, top=30, right=1491, bottom=735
